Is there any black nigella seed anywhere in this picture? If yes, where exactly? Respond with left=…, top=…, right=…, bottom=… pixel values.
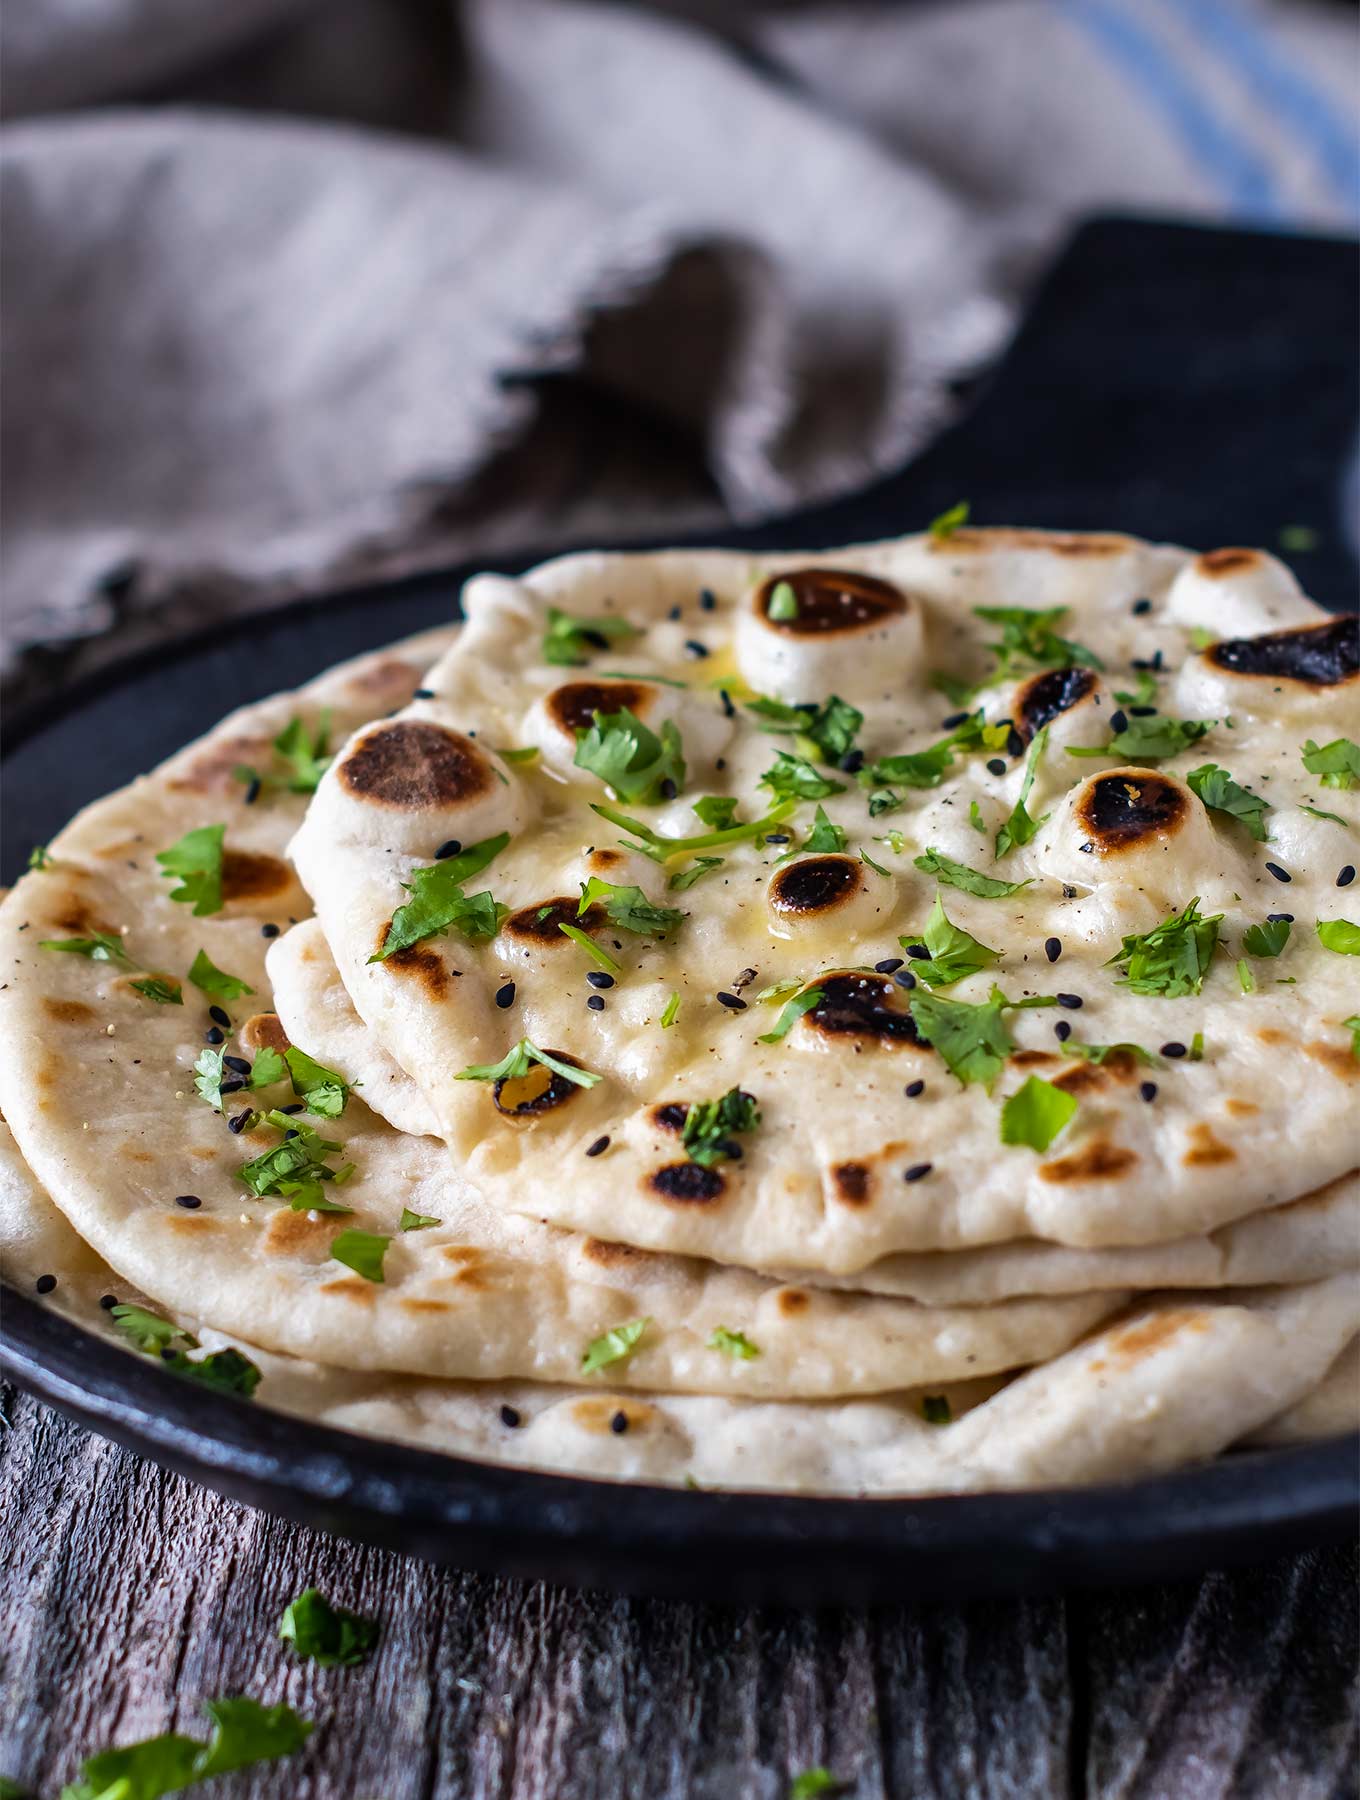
left=1140, top=1081, right=1158, bottom=1103
left=1338, top=865, right=1356, bottom=888
left=1045, top=937, right=1062, bottom=964
left=941, top=711, right=969, bottom=730
left=610, top=1411, right=630, bottom=1435
left=222, top=1055, right=250, bottom=1075
left=283, top=1129, right=298, bottom=1141
left=905, top=943, right=930, bottom=961
left=875, top=958, right=904, bottom=974
left=160, top=1347, right=177, bottom=1362
left=840, top=749, right=865, bottom=774
left=413, top=687, right=435, bottom=698
left=278, top=1103, right=305, bottom=1115
left=1056, top=992, right=1083, bottom=1009
left=1132, top=598, right=1152, bottom=616
left=208, top=1005, right=231, bottom=1028
left=720, top=689, right=736, bottom=719
left=174, top=1195, right=201, bottom=1210
left=35, top=1274, right=56, bottom=1294
left=903, top=1163, right=933, bottom=1183
left=585, top=1135, right=610, bottom=1158
left=1266, top=912, right=1294, bottom=923
left=243, top=777, right=261, bottom=806
left=684, top=640, right=709, bottom=660
left=764, top=833, right=790, bottom=844
left=1151, top=650, right=1164, bottom=670
left=716, top=992, right=747, bottom=1010
left=587, top=971, right=614, bottom=989
left=586, top=995, right=606, bottom=1012
left=495, top=981, right=516, bottom=1009
left=227, top=1111, right=251, bottom=1135
left=1005, top=726, right=1025, bottom=758
left=699, top=588, right=717, bottom=611
left=659, top=778, right=678, bottom=801
left=986, top=758, right=1007, bottom=776
left=904, top=1079, right=925, bottom=1098
left=260, top=922, right=279, bottom=939
left=219, top=1078, right=246, bottom=1095
left=894, top=969, right=917, bottom=990
left=1161, top=1041, right=1187, bottom=1059
left=1108, top=709, right=1128, bottom=735
left=500, top=1405, right=521, bottom=1428
left=1265, top=862, right=1292, bottom=883
left=205, top=1026, right=225, bottom=1046
left=99, top=1294, right=118, bottom=1310
left=1053, top=1020, right=1072, bottom=1042
left=435, top=839, right=463, bottom=861
left=668, top=604, right=682, bottom=621
left=1129, top=705, right=1156, bottom=716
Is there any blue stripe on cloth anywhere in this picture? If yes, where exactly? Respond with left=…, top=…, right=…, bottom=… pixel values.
left=1057, top=0, right=1286, bottom=218
left=1160, top=0, right=1359, bottom=218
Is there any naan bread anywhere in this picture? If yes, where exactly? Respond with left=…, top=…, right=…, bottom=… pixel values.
left=3, top=1123, right=1352, bottom=1494
left=289, top=533, right=1359, bottom=1270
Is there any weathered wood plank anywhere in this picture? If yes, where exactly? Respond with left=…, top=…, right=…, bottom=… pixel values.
left=1, top=1390, right=1354, bottom=1800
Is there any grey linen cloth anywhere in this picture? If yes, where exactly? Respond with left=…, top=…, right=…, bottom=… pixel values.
left=2, top=0, right=1355, bottom=687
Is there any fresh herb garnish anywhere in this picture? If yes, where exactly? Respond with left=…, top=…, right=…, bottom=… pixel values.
left=279, top=1588, right=379, bottom=1667
left=156, top=824, right=226, bottom=917
left=709, top=1326, right=760, bottom=1360
left=1242, top=918, right=1291, bottom=958
left=1185, top=763, right=1271, bottom=841
left=974, top=605, right=1103, bottom=675
left=1000, top=1075, right=1077, bottom=1151
left=368, top=833, right=510, bottom=962
left=330, top=1228, right=389, bottom=1283
left=1301, top=805, right=1348, bottom=825
left=249, top=1047, right=287, bottom=1089
left=400, top=1207, right=442, bottom=1231
left=1317, top=918, right=1360, bottom=956
left=660, top=991, right=682, bottom=1028
left=900, top=894, right=999, bottom=988
left=747, top=694, right=863, bottom=765
left=542, top=606, right=639, bottom=667
left=111, top=1304, right=261, bottom=1397
left=494, top=745, right=539, bottom=765
left=574, top=707, right=686, bottom=804
left=1343, top=1015, right=1360, bottom=1058
left=1061, top=1040, right=1160, bottom=1067
left=856, top=740, right=955, bottom=798
left=26, top=844, right=52, bottom=871
left=581, top=1317, right=649, bottom=1374
left=907, top=987, right=1015, bottom=1088
left=283, top=1045, right=349, bottom=1118
left=668, top=856, right=724, bottom=891
left=1112, top=670, right=1158, bottom=708
left=558, top=922, right=623, bottom=971
left=994, top=725, right=1050, bottom=858
left=783, top=805, right=847, bottom=859
left=59, top=1698, right=310, bottom=1800
left=187, top=949, right=255, bottom=1001
left=1107, top=898, right=1222, bottom=997
left=1237, top=958, right=1256, bottom=993
left=757, top=986, right=825, bottom=1044
left=129, top=976, right=183, bottom=1005
left=238, top=1112, right=353, bottom=1198
left=455, top=1038, right=601, bottom=1088
left=759, top=751, right=846, bottom=803
left=767, top=581, right=799, bottom=621
left=928, top=499, right=969, bottom=540
left=591, top=798, right=797, bottom=864
left=578, top=877, right=685, bottom=937
left=1068, top=715, right=1214, bottom=762
left=1301, top=737, right=1360, bottom=791
left=912, top=848, right=1030, bottom=898
left=789, top=1767, right=842, bottom=1799
left=681, top=1088, right=760, bottom=1168
left=921, top=1395, right=952, bottom=1426
left=234, top=712, right=332, bottom=796
left=969, top=800, right=987, bottom=835
left=39, top=932, right=128, bottom=963
left=693, top=795, right=740, bottom=830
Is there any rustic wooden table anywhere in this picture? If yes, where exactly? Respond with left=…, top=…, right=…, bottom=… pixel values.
left=2, top=1389, right=1355, bottom=1799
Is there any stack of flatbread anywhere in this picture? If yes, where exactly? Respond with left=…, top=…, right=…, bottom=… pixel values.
left=2, top=527, right=1356, bottom=1495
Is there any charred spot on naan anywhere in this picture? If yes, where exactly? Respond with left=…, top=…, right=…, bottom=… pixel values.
left=221, top=850, right=294, bottom=906
left=1207, top=616, right=1357, bottom=688
left=240, top=1012, right=290, bottom=1055
left=545, top=681, right=652, bottom=734
left=930, top=527, right=1129, bottom=557
left=650, top=1102, right=689, bottom=1135
left=1076, top=771, right=1187, bottom=849
left=804, top=973, right=928, bottom=1048
left=1015, top=666, right=1098, bottom=741
left=1051, top=1051, right=1142, bottom=1096
left=1195, top=547, right=1261, bottom=578
left=571, top=1397, right=657, bottom=1433
left=262, top=1209, right=336, bottom=1255
left=1039, top=1138, right=1138, bottom=1183
left=776, top=1288, right=811, bottom=1315
left=42, top=997, right=97, bottom=1026
left=1182, top=1122, right=1235, bottom=1166
left=1011, top=1048, right=1059, bottom=1068
left=768, top=855, right=864, bottom=918
left=830, top=1160, right=873, bottom=1206
left=584, top=849, right=629, bottom=877
left=319, top=1276, right=378, bottom=1304
left=169, top=734, right=273, bottom=795
left=754, top=568, right=908, bottom=635
left=648, top=1161, right=726, bottom=1204
left=1306, top=1040, right=1360, bottom=1082
left=581, top=1236, right=658, bottom=1269
left=492, top=1053, right=589, bottom=1119
left=1097, top=1306, right=1211, bottom=1369
left=372, top=922, right=450, bottom=999
left=338, top=720, right=495, bottom=810
left=502, top=898, right=607, bottom=942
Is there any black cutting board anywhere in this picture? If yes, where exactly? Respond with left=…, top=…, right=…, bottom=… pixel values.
left=2, top=217, right=1357, bottom=1604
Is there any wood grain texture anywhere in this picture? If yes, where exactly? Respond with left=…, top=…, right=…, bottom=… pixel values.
left=1, top=1389, right=1354, bottom=1800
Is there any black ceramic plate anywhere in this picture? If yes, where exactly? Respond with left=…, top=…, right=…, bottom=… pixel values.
left=3, top=218, right=1357, bottom=1603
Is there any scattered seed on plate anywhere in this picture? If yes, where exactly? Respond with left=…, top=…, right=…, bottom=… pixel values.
left=1108, top=710, right=1128, bottom=734
left=587, top=971, right=614, bottom=989
left=610, top=1411, right=630, bottom=1435
left=699, top=588, right=717, bottom=611
left=894, top=969, right=917, bottom=990
left=205, top=1026, right=225, bottom=1046
left=1132, top=598, right=1152, bottom=615
left=99, top=1294, right=118, bottom=1310
left=222, top=1055, right=250, bottom=1075
left=684, top=640, right=709, bottom=660
left=986, top=758, right=1006, bottom=776
left=876, top=958, right=904, bottom=974
left=260, top=923, right=279, bottom=939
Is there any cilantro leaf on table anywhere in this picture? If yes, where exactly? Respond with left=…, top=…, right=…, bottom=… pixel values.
left=279, top=1589, right=379, bottom=1667
left=60, top=1698, right=310, bottom=1800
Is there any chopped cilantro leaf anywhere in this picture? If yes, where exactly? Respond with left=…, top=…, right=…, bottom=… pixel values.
left=330, top=1228, right=389, bottom=1283
left=693, top=795, right=740, bottom=830
left=110, top=1304, right=261, bottom=1397
left=26, top=844, right=52, bottom=871
left=455, top=1038, right=601, bottom=1088
left=759, top=751, right=845, bottom=803
left=581, top=1317, right=649, bottom=1374
left=681, top=1088, right=761, bottom=1168
left=542, top=606, right=639, bottom=667
left=1301, top=737, right=1360, bottom=791
left=1068, top=716, right=1215, bottom=762
left=238, top=1112, right=351, bottom=1197
left=591, top=798, right=797, bottom=865
left=130, top=976, right=183, bottom=1005
left=660, top=990, right=682, bottom=1028
left=931, top=671, right=978, bottom=709
left=921, top=1395, right=952, bottom=1426
left=61, top=1697, right=311, bottom=1800
left=39, top=932, right=128, bottom=963
left=907, top=986, right=1015, bottom=1088
left=901, top=894, right=999, bottom=988
left=368, top=833, right=510, bottom=961
left=789, top=1768, right=842, bottom=1799
left=994, top=725, right=1050, bottom=859
left=969, top=800, right=987, bottom=835
left=284, top=1045, right=349, bottom=1117
left=194, top=1047, right=228, bottom=1110
left=188, top=948, right=255, bottom=1001
left=865, top=787, right=902, bottom=818
left=928, top=499, right=969, bottom=540
left=494, top=745, right=539, bottom=764
left=1301, top=805, right=1347, bottom=825
left=1185, top=763, right=1271, bottom=841
left=757, top=986, right=824, bottom=1044
left=1001, top=1075, right=1077, bottom=1151
left=1237, top=958, right=1256, bottom=992
left=1242, top=918, right=1291, bottom=958
left=558, top=922, right=623, bottom=971
left=155, top=824, right=226, bottom=916
left=579, top=877, right=685, bottom=937
left=748, top=693, right=864, bottom=765
left=912, top=848, right=1030, bottom=898
left=279, top=1588, right=379, bottom=1667
left=249, top=1046, right=287, bottom=1089
left=1189, top=1031, right=1205, bottom=1061
left=1106, top=898, right=1222, bottom=997
left=860, top=848, right=891, bottom=878
left=1317, top=918, right=1360, bottom=956
left=974, top=604, right=1104, bottom=675
left=1343, top=1015, right=1360, bottom=1058
left=1112, top=670, right=1158, bottom=708
left=1061, top=1040, right=1160, bottom=1067
left=767, top=581, right=799, bottom=621
left=709, top=1326, right=760, bottom=1360
left=400, top=1208, right=442, bottom=1231
left=235, top=711, right=332, bottom=796
left=574, top=707, right=686, bottom=804
left=858, top=740, right=955, bottom=793
left=668, top=856, right=724, bottom=891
